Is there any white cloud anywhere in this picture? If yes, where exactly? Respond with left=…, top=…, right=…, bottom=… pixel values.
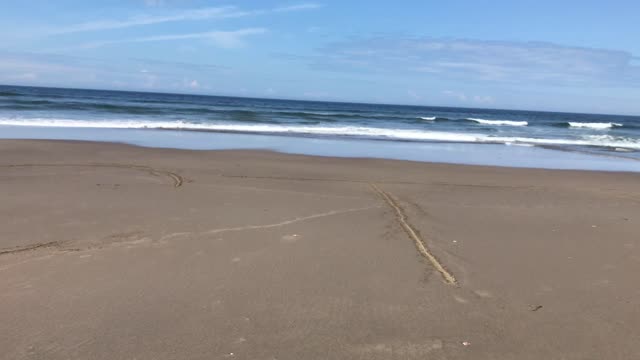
left=49, top=7, right=239, bottom=35
left=190, top=80, right=199, bottom=88
left=442, top=90, right=494, bottom=105
left=143, top=0, right=164, bottom=7
left=302, top=91, right=329, bottom=99
left=274, top=3, right=323, bottom=12
left=442, top=90, right=467, bottom=102
left=472, top=95, right=494, bottom=104
left=0, top=57, right=81, bottom=76
left=7, top=72, right=38, bottom=81
left=82, top=28, right=267, bottom=49
left=306, top=37, right=640, bottom=87
left=48, top=3, right=321, bottom=35
left=0, top=51, right=226, bottom=90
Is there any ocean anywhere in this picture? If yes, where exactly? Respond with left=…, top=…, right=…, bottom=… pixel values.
left=2, top=85, right=640, bottom=170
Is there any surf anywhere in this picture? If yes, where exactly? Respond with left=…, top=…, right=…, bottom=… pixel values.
left=568, top=122, right=623, bottom=130
left=467, top=118, right=528, bottom=126
left=2, top=117, right=639, bottom=150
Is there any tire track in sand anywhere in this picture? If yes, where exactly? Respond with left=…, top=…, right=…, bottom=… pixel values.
left=2, top=163, right=183, bottom=188
left=0, top=241, right=62, bottom=256
left=370, top=183, right=457, bottom=285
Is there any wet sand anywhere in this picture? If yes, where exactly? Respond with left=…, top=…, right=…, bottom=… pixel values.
left=1, top=139, right=639, bottom=360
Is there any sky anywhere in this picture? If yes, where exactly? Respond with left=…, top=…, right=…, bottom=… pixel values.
left=1, top=0, right=639, bottom=115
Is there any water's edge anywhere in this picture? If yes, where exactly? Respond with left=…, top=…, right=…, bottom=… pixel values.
left=2, top=126, right=639, bottom=173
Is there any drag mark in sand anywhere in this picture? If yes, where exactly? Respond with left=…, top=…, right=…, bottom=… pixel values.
left=370, top=183, right=457, bottom=285
left=2, top=163, right=183, bottom=188
left=0, top=241, right=61, bottom=256
left=221, top=174, right=423, bottom=185
left=0, top=207, right=379, bottom=261
left=203, top=205, right=380, bottom=235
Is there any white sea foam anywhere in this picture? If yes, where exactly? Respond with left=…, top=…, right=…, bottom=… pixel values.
left=468, top=118, right=528, bottom=126
left=568, top=122, right=623, bottom=130
left=0, top=118, right=481, bottom=142
left=505, top=142, right=534, bottom=147
left=419, top=116, right=436, bottom=121
left=488, top=135, right=640, bottom=150
left=1, top=118, right=639, bottom=150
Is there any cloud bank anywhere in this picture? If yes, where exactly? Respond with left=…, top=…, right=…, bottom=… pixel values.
left=309, top=37, right=640, bottom=87
left=0, top=51, right=227, bottom=92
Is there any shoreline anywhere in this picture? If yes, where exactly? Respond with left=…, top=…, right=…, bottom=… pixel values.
left=2, top=139, right=640, bottom=359
left=4, top=137, right=640, bottom=175
left=2, top=121, right=640, bottom=151
left=2, top=126, right=640, bottom=173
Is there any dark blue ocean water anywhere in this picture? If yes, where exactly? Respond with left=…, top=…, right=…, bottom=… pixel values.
left=1, top=85, right=640, bottom=156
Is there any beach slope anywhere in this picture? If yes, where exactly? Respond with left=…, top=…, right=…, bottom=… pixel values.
left=1, top=140, right=639, bottom=359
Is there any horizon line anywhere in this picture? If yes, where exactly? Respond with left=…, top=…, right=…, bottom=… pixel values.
left=1, top=83, right=637, bottom=118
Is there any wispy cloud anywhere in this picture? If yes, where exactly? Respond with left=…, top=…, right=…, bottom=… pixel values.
left=0, top=51, right=228, bottom=91
left=143, top=0, right=164, bottom=7
left=442, top=90, right=494, bottom=105
left=294, top=36, right=640, bottom=87
left=48, top=3, right=321, bottom=35
left=442, top=90, right=467, bottom=102
left=183, top=78, right=200, bottom=89
left=80, top=28, right=266, bottom=49
left=49, top=7, right=243, bottom=34
left=274, top=3, right=323, bottom=12
left=128, top=58, right=229, bottom=71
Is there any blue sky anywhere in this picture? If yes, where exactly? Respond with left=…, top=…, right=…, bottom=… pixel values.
left=1, top=0, right=639, bottom=114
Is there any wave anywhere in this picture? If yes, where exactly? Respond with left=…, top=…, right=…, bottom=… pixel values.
left=0, top=100, right=171, bottom=115
left=0, top=91, right=20, bottom=97
left=567, top=122, right=623, bottom=130
left=0, top=118, right=481, bottom=142
left=419, top=116, right=454, bottom=123
left=418, top=116, right=528, bottom=126
left=495, top=135, right=640, bottom=150
left=2, top=118, right=639, bottom=150
left=467, top=118, right=528, bottom=127
left=0, top=98, right=416, bottom=121
left=0, top=100, right=322, bottom=120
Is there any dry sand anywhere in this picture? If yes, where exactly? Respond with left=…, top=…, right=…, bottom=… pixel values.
left=1, top=139, right=639, bottom=359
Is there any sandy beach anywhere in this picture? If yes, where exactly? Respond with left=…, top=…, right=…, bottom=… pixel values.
left=1, top=139, right=640, bottom=359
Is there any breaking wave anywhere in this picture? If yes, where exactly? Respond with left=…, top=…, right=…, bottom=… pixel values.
left=467, top=118, right=528, bottom=126
left=2, top=117, right=639, bottom=150
left=567, top=122, right=623, bottom=130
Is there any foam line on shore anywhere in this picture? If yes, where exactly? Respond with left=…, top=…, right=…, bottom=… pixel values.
left=3, top=119, right=639, bottom=149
